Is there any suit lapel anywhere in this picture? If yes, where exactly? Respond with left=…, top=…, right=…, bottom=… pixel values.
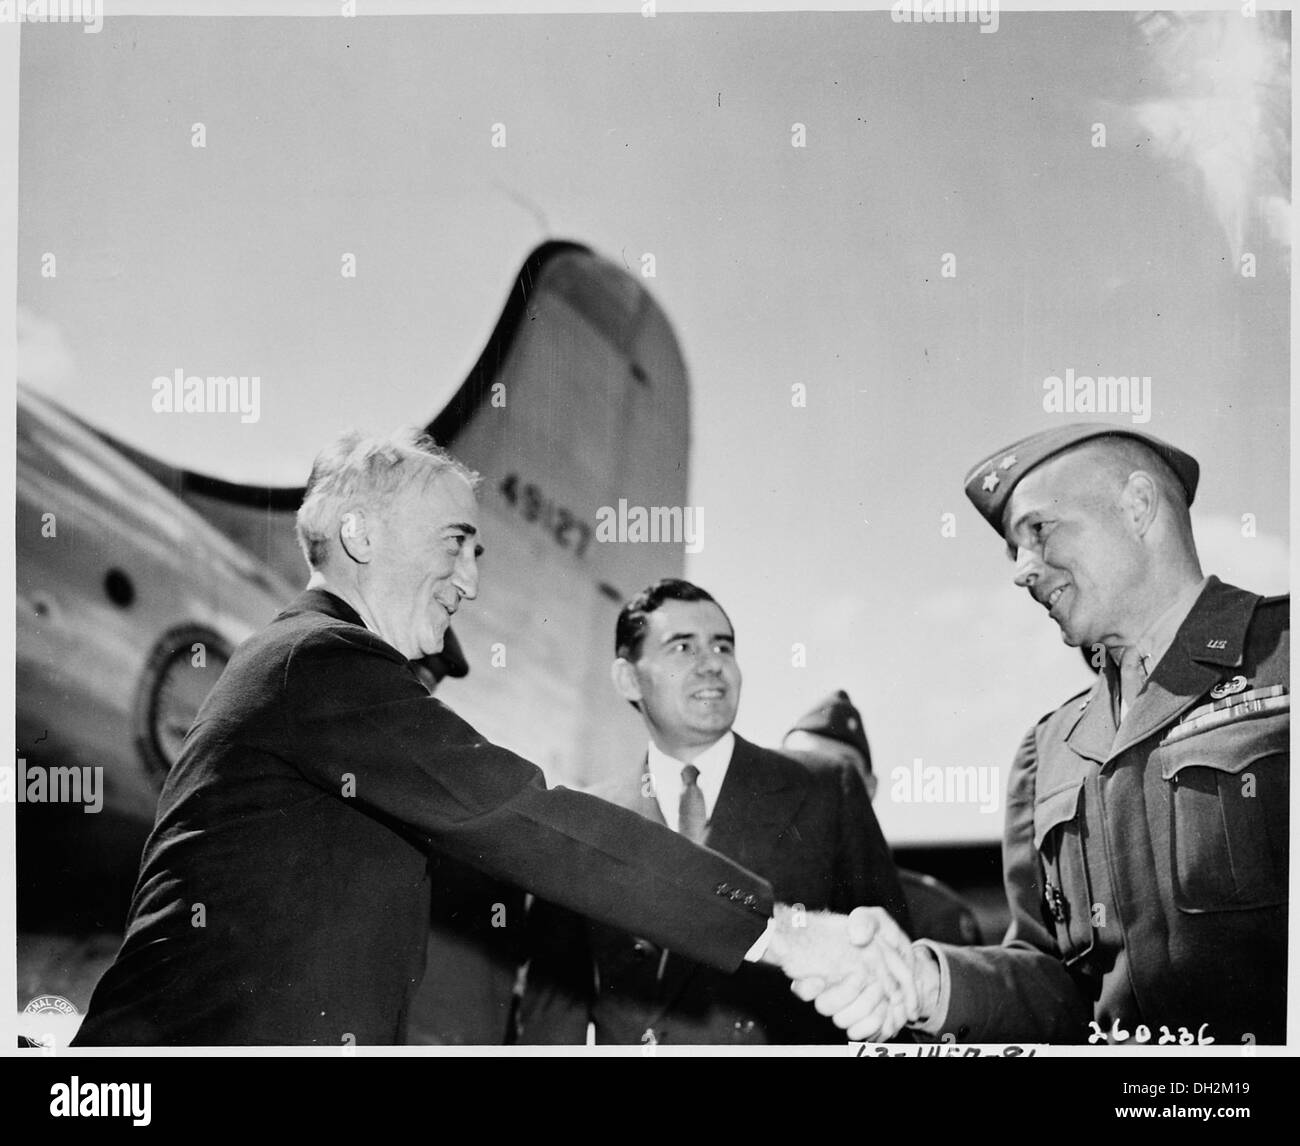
left=1108, top=578, right=1260, bottom=761
left=703, top=736, right=807, bottom=870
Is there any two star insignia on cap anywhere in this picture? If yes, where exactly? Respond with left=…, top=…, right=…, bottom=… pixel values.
left=981, top=454, right=1019, bottom=494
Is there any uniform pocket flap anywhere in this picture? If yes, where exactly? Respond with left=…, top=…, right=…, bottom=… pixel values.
left=1032, top=781, right=1085, bottom=850
left=1159, top=708, right=1289, bottom=781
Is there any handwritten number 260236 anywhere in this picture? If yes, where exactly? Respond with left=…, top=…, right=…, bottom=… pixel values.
left=1087, top=1020, right=1213, bottom=1045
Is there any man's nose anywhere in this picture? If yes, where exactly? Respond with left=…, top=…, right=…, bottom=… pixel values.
left=454, top=546, right=479, bottom=601
left=1012, top=546, right=1042, bottom=589
left=695, top=647, right=724, bottom=673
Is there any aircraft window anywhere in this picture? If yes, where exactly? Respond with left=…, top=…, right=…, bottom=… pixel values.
left=104, top=568, right=135, bottom=608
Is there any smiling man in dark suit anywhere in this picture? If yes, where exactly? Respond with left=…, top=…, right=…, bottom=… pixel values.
left=517, top=578, right=912, bottom=1045
left=71, top=431, right=916, bottom=1046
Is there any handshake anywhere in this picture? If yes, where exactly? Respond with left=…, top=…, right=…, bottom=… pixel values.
left=760, top=905, right=942, bottom=1041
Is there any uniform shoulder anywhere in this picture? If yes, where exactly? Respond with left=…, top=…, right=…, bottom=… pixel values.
left=1008, top=683, right=1094, bottom=770
left=1212, top=579, right=1288, bottom=621
left=1038, top=684, right=1093, bottom=728
left=1253, top=593, right=1289, bottom=641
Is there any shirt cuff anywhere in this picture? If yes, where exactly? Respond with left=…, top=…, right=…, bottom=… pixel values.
left=743, top=918, right=775, bottom=963
left=910, top=939, right=952, bottom=1033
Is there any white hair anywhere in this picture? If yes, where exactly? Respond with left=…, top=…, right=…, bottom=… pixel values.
left=294, top=427, right=479, bottom=569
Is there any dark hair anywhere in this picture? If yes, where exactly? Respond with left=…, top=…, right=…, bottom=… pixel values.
left=615, top=578, right=732, bottom=661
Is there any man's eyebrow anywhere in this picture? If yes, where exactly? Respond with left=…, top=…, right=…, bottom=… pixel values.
left=659, top=630, right=734, bottom=646
left=442, top=521, right=479, bottom=536
left=660, top=630, right=697, bottom=646
left=1005, top=508, right=1038, bottom=539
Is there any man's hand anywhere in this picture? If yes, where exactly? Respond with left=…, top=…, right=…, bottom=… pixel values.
left=761, top=905, right=920, bottom=1038
left=789, top=908, right=944, bottom=1041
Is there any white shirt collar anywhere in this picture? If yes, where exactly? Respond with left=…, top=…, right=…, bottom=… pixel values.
left=645, top=731, right=735, bottom=833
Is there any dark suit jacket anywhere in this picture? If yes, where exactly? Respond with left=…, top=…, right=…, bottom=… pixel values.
left=71, top=590, right=772, bottom=1045
left=404, top=857, right=527, bottom=1045
left=933, top=578, right=1289, bottom=1044
left=518, top=734, right=911, bottom=1044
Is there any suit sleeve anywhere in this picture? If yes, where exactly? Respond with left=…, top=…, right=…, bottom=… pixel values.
left=926, top=724, right=1092, bottom=1042
left=829, top=761, right=913, bottom=934
left=281, top=626, right=772, bottom=973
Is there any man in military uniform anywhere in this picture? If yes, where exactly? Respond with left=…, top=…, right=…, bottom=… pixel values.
left=807, top=424, right=1288, bottom=1045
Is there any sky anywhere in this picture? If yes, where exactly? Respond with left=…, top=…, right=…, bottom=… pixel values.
left=13, top=4, right=1291, bottom=843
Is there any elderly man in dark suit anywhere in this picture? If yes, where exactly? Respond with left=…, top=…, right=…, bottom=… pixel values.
left=517, top=579, right=911, bottom=1045
left=72, top=430, right=915, bottom=1046
left=807, top=424, right=1288, bottom=1045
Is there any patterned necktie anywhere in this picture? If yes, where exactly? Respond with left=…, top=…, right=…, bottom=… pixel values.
left=678, top=764, right=707, bottom=844
left=1119, top=645, right=1148, bottom=718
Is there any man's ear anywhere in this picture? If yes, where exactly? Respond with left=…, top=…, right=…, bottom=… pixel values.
left=611, top=657, right=643, bottom=704
left=1121, top=471, right=1159, bottom=537
left=338, top=508, right=373, bottom=564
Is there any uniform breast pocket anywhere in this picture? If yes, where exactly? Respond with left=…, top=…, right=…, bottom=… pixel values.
left=1156, top=707, right=1289, bottom=913
left=1032, top=781, right=1095, bottom=965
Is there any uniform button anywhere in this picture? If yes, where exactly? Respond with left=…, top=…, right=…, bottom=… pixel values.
left=743, top=894, right=757, bottom=907
left=716, top=882, right=730, bottom=895
left=729, top=889, right=744, bottom=901
left=1044, top=882, right=1068, bottom=923
left=632, top=940, right=650, bottom=957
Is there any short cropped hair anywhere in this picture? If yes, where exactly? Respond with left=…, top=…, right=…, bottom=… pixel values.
left=1073, top=435, right=1194, bottom=532
left=295, top=428, right=479, bottom=569
left=615, top=578, right=732, bottom=661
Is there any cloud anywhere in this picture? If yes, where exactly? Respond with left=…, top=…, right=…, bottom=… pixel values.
left=1129, top=11, right=1291, bottom=260
left=16, top=307, right=77, bottom=392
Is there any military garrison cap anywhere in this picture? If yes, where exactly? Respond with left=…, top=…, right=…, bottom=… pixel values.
left=786, top=689, right=872, bottom=773
left=963, top=424, right=1200, bottom=536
